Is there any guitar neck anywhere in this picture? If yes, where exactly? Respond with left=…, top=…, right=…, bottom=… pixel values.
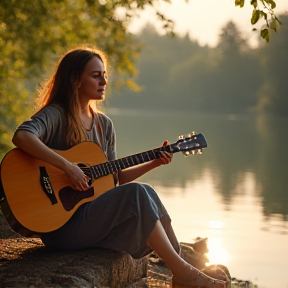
left=88, top=133, right=207, bottom=180
left=90, top=145, right=172, bottom=179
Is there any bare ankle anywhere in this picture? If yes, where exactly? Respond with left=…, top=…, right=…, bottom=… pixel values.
left=172, top=261, right=194, bottom=280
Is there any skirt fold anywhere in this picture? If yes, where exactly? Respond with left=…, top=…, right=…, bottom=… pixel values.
left=41, top=182, right=170, bottom=258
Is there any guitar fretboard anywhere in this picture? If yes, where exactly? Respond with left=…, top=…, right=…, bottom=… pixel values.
left=81, top=133, right=207, bottom=180
left=90, top=145, right=172, bottom=179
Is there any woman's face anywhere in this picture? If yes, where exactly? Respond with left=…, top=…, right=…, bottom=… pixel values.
left=78, top=56, right=107, bottom=103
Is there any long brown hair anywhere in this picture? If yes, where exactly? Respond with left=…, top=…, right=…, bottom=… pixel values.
left=36, top=46, right=108, bottom=146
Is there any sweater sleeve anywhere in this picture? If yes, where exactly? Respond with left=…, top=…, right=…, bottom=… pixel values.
left=14, top=105, right=69, bottom=150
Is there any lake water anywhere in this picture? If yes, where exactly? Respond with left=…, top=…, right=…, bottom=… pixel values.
left=107, top=108, right=288, bottom=288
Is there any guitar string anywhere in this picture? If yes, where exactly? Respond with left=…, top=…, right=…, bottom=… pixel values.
left=40, top=138, right=203, bottom=188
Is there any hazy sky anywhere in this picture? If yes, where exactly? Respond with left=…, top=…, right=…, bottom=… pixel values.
left=127, top=0, right=288, bottom=47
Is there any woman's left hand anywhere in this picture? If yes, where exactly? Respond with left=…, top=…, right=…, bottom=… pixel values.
left=157, top=140, right=173, bottom=166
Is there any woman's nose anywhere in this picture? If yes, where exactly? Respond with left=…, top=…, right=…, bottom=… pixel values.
left=100, top=76, right=108, bottom=85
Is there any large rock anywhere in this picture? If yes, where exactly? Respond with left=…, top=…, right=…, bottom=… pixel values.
left=0, top=212, right=148, bottom=288
left=0, top=237, right=148, bottom=288
left=1, top=212, right=252, bottom=288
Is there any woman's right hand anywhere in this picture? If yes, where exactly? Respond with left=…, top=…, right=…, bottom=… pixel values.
left=64, top=162, right=90, bottom=191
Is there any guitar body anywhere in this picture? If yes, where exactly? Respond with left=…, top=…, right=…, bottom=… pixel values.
left=0, top=132, right=207, bottom=236
left=0, top=142, right=114, bottom=234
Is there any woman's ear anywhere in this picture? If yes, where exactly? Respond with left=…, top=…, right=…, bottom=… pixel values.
left=71, top=75, right=81, bottom=89
left=72, top=80, right=81, bottom=90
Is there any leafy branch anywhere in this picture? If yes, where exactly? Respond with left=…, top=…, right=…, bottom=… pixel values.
left=235, top=0, right=281, bottom=42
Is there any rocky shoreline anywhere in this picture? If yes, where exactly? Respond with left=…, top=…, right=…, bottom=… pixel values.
left=0, top=212, right=254, bottom=288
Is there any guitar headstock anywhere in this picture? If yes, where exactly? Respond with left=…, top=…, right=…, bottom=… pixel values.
left=170, top=132, right=207, bottom=156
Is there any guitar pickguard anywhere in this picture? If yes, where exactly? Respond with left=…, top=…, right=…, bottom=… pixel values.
left=58, top=186, right=94, bottom=211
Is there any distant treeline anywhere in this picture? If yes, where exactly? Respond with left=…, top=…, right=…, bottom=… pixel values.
left=109, top=14, right=288, bottom=115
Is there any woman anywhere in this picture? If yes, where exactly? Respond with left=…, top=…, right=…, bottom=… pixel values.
left=12, top=47, right=226, bottom=288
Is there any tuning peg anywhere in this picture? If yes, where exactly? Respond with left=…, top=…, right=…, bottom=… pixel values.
left=191, top=150, right=196, bottom=155
left=191, top=131, right=195, bottom=136
left=178, top=135, right=184, bottom=140
left=196, top=149, right=203, bottom=155
left=182, top=151, right=189, bottom=157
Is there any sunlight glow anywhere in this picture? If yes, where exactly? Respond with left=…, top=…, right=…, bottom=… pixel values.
left=209, top=220, right=224, bottom=229
left=206, top=237, right=230, bottom=266
left=127, top=0, right=288, bottom=47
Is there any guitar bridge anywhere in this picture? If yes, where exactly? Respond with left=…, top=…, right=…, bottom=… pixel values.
left=39, top=166, right=57, bottom=205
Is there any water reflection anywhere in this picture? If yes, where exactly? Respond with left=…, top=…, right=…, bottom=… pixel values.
left=207, top=222, right=230, bottom=265
left=107, top=109, right=288, bottom=288
left=108, top=109, right=288, bottom=224
left=206, top=236, right=230, bottom=266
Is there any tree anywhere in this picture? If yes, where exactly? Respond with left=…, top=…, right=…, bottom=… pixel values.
left=210, top=21, right=262, bottom=113
left=257, top=14, right=288, bottom=115
left=217, top=21, right=249, bottom=55
left=0, top=0, right=174, bottom=151
left=0, top=0, right=280, bottom=153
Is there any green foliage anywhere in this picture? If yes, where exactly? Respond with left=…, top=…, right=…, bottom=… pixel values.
left=235, top=0, right=245, bottom=8
left=235, top=0, right=280, bottom=42
left=0, top=0, right=169, bottom=149
left=0, top=0, right=283, bottom=152
left=251, top=9, right=260, bottom=24
left=260, top=28, right=270, bottom=41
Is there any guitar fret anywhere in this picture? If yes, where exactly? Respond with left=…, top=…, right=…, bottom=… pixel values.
left=106, top=162, right=111, bottom=174
left=105, top=163, right=110, bottom=175
left=130, top=156, right=135, bottom=165
left=112, top=160, right=119, bottom=170
left=135, top=154, right=143, bottom=163
left=120, top=158, right=125, bottom=169
left=96, top=165, right=103, bottom=177
left=130, top=156, right=136, bottom=166
left=116, top=161, right=122, bottom=170
left=101, top=164, right=108, bottom=176
left=148, top=150, right=158, bottom=161
left=133, top=155, right=139, bottom=164
left=111, top=161, right=117, bottom=171
left=144, top=151, right=150, bottom=161
left=88, top=132, right=206, bottom=181
left=123, top=157, right=129, bottom=167
left=107, top=162, right=114, bottom=174
left=144, top=151, right=151, bottom=161
left=101, top=164, right=107, bottom=176
left=91, top=148, right=168, bottom=180
left=91, top=166, right=97, bottom=179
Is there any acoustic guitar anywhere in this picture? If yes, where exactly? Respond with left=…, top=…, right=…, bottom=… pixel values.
left=0, top=132, right=207, bottom=236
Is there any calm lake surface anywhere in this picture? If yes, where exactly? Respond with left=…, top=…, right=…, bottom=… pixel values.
left=107, top=108, right=288, bottom=288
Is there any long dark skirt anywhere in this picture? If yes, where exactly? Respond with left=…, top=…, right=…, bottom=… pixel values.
left=40, top=182, right=171, bottom=259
